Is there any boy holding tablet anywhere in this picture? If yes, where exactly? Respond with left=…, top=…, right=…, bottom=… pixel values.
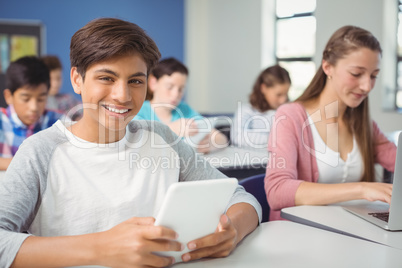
left=0, top=18, right=261, bottom=267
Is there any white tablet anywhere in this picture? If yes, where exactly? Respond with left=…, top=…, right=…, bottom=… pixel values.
left=154, top=178, right=238, bottom=263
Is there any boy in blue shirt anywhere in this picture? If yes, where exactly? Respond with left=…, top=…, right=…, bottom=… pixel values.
left=0, top=56, right=64, bottom=170
left=0, top=18, right=261, bottom=267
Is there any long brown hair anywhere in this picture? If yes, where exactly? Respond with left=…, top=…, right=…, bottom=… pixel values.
left=249, top=64, right=291, bottom=112
left=297, top=25, right=382, bottom=182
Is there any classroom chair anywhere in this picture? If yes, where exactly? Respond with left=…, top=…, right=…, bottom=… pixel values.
left=239, top=173, right=270, bottom=223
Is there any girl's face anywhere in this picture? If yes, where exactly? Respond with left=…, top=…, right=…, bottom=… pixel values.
left=261, top=82, right=290, bottom=110
left=324, top=47, right=381, bottom=108
left=149, top=72, right=187, bottom=109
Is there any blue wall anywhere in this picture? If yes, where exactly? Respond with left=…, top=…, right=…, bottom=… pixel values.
left=0, top=0, right=184, bottom=95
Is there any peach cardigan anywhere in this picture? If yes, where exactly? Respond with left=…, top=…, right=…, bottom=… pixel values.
left=265, top=102, right=397, bottom=221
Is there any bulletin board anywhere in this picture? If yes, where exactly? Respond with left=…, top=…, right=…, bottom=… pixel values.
left=0, top=19, right=45, bottom=107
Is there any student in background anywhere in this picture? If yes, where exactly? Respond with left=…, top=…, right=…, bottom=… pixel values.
left=41, top=55, right=82, bottom=120
left=231, top=65, right=291, bottom=148
left=0, top=56, right=64, bottom=170
left=0, top=18, right=261, bottom=267
left=265, top=25, right=397, bottom=221
left=135, top=57, right=228, bottom=153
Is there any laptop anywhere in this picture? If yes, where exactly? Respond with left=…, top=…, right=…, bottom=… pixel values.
left=342, top=132, right=402, bottom=231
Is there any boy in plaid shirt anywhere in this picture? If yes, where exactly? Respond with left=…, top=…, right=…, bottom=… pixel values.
left=0, top=56, right=64, bottom=170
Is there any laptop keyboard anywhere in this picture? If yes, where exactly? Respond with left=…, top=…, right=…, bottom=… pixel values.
left=368, top=212, right=389, bottom=222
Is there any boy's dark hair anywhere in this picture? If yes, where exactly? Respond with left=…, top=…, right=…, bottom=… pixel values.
left=6, top=56, right=50, bottom=95
left=41, top=55, right=62, bottom=71
left=70, top=17, right=161, bottom=79
left=151, top=57, right=189, bottom=79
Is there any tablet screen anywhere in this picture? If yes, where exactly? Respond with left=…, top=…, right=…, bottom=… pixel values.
left=153, top=178, right=238, bottom=262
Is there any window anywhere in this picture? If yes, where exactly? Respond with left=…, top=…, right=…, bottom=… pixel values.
left=397, top=0, right=402, bottom=109
left=275, top=0, right=316, bottom=101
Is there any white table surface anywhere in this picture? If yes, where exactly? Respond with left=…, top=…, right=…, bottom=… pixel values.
left=281, top=200, right=402, bottom=250
left=173, top=220, right=402, bottom=268
left=204, top=146, right=268, bottom=169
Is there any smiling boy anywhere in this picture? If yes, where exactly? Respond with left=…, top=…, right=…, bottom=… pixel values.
left=0, top=18, right=261, bottom=267
left=0, top=56, right=64, bottom=170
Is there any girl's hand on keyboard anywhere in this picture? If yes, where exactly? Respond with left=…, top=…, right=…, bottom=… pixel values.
left=360, top=182, right=393, bottom=204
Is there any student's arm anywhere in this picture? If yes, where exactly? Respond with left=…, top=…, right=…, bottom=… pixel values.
left=264, top=103, right=312, bottom=211
left=167, top=118, right=198, bottom=137
left=197, top=129, right=228, bottom=154
left=181, top=202, right=259, bottom=262
left=372, top=121, right=397, bottom=172
left=0, top=157, right=12, bottom=170
left=12, top=217, right=182, bottom=268
left=212, top=129, right=228, bottom=147
left=295, top=181, right=393, bottom=206
left=295, top=121, right=396, bottom=206
left=169, top=102, right=206, bottom=137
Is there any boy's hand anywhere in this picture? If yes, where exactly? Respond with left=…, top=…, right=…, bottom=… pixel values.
left=181, top=214, right=238, bottom=262
left=96, top=217, right=183, bottom=268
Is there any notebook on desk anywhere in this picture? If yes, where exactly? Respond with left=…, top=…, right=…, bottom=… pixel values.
left=342, top=132, right=402, bottom=231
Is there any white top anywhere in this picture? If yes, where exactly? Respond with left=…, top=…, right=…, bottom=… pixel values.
left=307, top=115, right=363, bottom=183
left=0, top=120, right=262, bottom=267
left=231, top=103, right=276, bottom=149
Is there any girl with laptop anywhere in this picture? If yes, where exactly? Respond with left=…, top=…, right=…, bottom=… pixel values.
left=265, top=25, right=397, bottom=221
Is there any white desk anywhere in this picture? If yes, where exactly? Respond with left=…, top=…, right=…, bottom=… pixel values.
left=173, top=221, right=402, bottom=268
left=204, top=146, right=268, bottom=179
left=281, top=200, right=402, bottom=250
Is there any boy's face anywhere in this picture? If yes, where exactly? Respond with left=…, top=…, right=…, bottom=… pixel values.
left=4, top=84, right=48, bottom=126
left=71, top=53, right=148, bottom=133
